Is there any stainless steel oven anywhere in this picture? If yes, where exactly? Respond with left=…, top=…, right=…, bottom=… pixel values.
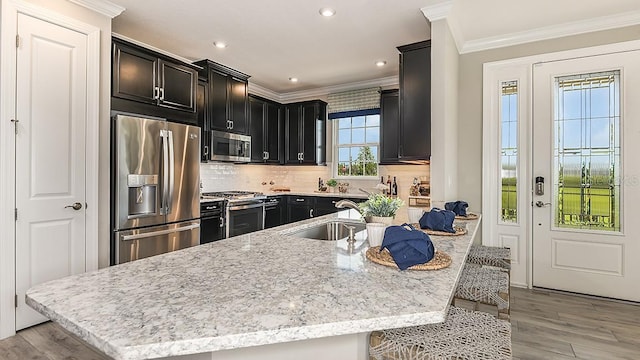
left=227, top=199, right=265, bottom=238
left=201, top=191, right=265, bottom=238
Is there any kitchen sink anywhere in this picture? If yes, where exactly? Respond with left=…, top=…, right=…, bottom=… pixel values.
left=289, top=221, right=366, bottom=241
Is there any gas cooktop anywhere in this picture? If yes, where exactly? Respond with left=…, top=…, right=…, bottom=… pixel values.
left=201, top=191, right=265, bottom=201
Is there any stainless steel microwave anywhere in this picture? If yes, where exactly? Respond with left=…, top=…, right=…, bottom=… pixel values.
left=210, top=130, right=251, bottom=162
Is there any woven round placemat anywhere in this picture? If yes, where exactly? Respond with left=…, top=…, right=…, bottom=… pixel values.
left=366, top=247, right=452, bottom=270
left=455, top=213, right=479, bottom=220
left=409, top=224, right=468, bottom=236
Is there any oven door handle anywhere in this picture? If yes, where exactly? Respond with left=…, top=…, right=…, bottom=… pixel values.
left=228, top=202, right=265, bottom=211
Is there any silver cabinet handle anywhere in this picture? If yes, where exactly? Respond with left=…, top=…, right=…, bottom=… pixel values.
left=203, top=145, right=209, bottom=157
left=310, top=209, right=314, bottom=218
left=296, top=198, right=305, bottom=202
left=154, top=87, right=160, bottom=100
left=159, top=87, right=165, bottom=101
left=65, top=202, right=82, bottom=210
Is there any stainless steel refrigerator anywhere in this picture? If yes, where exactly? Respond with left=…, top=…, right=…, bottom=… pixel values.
left=112, top=114, right=200, bottom=264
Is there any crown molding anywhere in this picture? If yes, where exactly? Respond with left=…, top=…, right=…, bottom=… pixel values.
left=420, top=0, right=453, bottom=22
left=112, top=32, right=196, bottom=66
left=68, top=0, right=124, bottom=18
left=278, top=76, right=399, bottom=103
left=461, top=10, right=640, bottom=54
left=247, top=83, right=281, bottom=103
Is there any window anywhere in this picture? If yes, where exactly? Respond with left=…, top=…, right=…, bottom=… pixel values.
left=553, top=71, right=621, bottom=231
left=334, top=112, right=380, bottom=177
left=500, top=80, right=518, bottom=223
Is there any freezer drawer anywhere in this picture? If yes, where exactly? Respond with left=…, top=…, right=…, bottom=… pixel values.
left=115, top=220, right=200, bottom=264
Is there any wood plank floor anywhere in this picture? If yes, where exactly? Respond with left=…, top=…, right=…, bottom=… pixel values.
left=0, top=287, right=638, bottom=359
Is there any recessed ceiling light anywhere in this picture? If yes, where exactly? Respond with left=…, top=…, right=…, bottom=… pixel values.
left=319, top=7, right=336, bottom=17
left=375, top=60, right=387, bottom=67
left=289, top=77, right=299, bottom=83
left=213, top=41, right=227, bottom=49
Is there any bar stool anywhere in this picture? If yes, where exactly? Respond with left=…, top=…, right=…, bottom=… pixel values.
left=369, top=306, right=512, bottom=360
left=454, top=263, right=510, bottom=320
left=467, top=244, right=511, bottom=270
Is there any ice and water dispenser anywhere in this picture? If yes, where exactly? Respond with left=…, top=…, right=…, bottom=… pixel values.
left=127, top=174, right=158, bottom=217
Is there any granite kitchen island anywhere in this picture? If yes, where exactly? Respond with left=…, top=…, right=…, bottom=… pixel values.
left=26, top=209, right=480, bottom=360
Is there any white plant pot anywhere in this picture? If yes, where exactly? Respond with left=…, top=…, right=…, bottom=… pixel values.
left=369, top=216, right=394, bottom=225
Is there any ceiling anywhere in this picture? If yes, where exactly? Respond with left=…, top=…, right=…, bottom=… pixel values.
left=108, top=0, right=640, bottom=95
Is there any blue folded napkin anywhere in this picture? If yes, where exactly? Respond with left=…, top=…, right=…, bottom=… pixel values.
left=445, top=201, right=468, bottom=217
left=380, top=224, right=434, bottom=270
left=419, top=208, right=456, bottom=233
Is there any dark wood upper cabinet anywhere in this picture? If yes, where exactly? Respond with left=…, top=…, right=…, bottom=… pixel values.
left=193, top=60, right=250, bottom=135
left=397, top=40, right=431, bottom=161
left=111, top=38, right=197, bottom=122
left=284, top=100, right=327, bottom=165
left=196, top=80, right=210, bottom=162
left=249, top=95, right=282, bottom=164
left=379, top=89, right=400, bottom=164
left=265, top=101, right=282, bottom=163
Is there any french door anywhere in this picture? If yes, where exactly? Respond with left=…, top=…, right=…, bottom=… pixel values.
left=532, top=51, right=640, bottom=301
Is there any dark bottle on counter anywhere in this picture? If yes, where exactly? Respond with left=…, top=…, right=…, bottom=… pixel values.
left=392, top=176, right=398, bottom=197
left=386, top=175, right=392, bottom=195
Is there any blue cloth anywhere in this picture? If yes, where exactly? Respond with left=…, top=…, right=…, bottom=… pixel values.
left=445, top=201, right=468, bottom=217
left=380, top=224, right=434, bottom=270
left=419, top=208, right=456, bottom=233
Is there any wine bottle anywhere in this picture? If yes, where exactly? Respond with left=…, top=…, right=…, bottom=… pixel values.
left=392, top=176, right=398, bottom=197
left=386, top=175, right=391, bottom=195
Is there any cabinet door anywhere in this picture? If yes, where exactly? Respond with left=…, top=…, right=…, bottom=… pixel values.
left=197, top=81, right=209, bottom=162
left=229, top=77, right=248, bottom=134
left=287, top=196, right=315, bottom=222
left=301, top=103, right=317, bottom=164
left=158, top=59, right=197, bottom=112
left=249, top=96, right=266, bottom=162
left=208, top=69, right=229, bottom=131
left=315, top=196, right=341, bottom=216
left=284, top=104, right=302, bottom=164
left=301, top=103, right=326, bottom=164
left=265, top=102, right=282, bottom=164
left=399, top=42, right=431, bottom=160
left=112, top=41, right=157, bottom=104
left=380, top=90, right=400, bottom=164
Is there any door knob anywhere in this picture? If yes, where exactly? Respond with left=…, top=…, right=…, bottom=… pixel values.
left=65, top=202, right=83, bottom=210
left=535, top=201, right=551, bottom=208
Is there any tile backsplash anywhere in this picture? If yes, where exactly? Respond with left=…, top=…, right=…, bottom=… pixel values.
left=200, top=162, right=429, bottom=201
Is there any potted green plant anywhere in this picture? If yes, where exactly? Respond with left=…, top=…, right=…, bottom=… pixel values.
left=326, top=178, right=338, bottom=192
left=358, top=193, right=404, bottom=225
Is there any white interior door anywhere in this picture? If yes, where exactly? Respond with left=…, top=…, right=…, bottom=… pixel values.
left=15, top=13, right=88, bottom=330
left=532, top=50, right=640, bottom=301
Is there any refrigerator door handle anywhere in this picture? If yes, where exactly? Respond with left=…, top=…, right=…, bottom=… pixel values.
left=121, top=223, right=200, bottom=241
left=167, top=129, right=175, bottom=214
left=160, top=129, right=170, bottom=215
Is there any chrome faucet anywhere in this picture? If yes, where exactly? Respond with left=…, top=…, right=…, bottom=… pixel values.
left=335, top=199, right=361, bottom=212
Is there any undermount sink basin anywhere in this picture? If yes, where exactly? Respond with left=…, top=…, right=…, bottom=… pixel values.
left=289, top=221, right=366, bottom=241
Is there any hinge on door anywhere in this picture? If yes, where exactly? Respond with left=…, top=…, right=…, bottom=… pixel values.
left=16, top=35, right=20, bottom=48
left=15, top=294, right=18, bottom=308
left=11, top=119, right=19, bottom=134
left=14, top=208, right=18, bottom=221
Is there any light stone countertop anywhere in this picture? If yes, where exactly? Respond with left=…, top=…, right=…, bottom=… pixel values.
left=26, top=209, right=480, bottom=360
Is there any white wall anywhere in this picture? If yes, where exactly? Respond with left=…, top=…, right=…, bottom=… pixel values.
left=429, top=19, right=459, bottom=208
